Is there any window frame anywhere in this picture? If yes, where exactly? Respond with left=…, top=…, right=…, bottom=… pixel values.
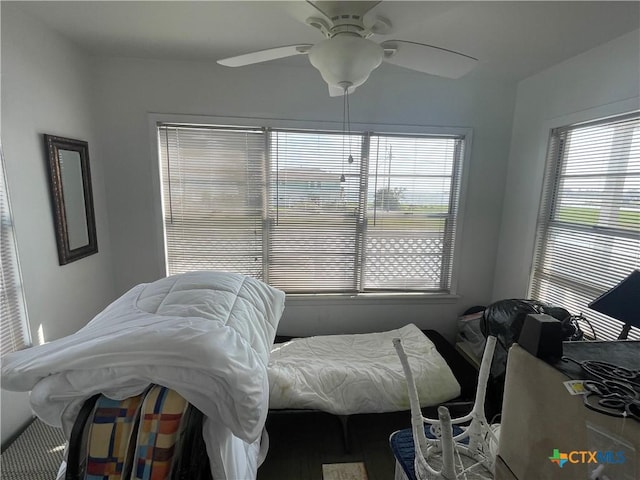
left=149, top=113, right=473, bottom=298
left=1, top=144, right=31, bottom=358
left=528, top=109, right=640, bottom=340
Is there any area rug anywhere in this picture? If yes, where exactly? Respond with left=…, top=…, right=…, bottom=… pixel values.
left=322, top=462, right=368, bottom=480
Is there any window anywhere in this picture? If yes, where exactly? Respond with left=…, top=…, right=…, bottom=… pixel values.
left=1, top=145, right=30, bottom=357
left=158, top=124, right=466, bottom=294
left=530, top=112, right=639, bottom=340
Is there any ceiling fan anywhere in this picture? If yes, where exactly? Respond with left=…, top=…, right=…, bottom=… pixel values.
left=217, top=1, right=478, bottom=96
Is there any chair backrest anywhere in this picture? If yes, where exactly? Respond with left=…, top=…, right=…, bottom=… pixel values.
left=392, top=335, right=498, bottom=480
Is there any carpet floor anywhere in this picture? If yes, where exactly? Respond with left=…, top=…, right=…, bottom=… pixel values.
left=1, top=419, right=65, bottom=480
left=1, top=411, right=404, bottom=480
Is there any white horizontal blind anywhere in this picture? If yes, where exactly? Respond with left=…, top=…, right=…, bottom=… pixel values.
left=159, top=125, right=265, bottom=277
left=366, top=134, right=463, bottom=291
left=268, top=130, right=363, bottom=292
left=1, top=145, right=30, bottom=357
left=530, top=112, right=640, bottom=340
left=158, top=123, right=467, bottom=294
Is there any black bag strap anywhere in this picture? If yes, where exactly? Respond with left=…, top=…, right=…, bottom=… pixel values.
left=171, top=405, right=212, bottom=480
left=65, top=394, right=100, bottom=480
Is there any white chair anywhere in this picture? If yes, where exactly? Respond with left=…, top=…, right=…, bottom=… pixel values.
left=389, top=335, right=499, bottom=480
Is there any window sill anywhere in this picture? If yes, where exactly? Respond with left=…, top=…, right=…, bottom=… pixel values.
left=284, top=292, right=460, bottom=306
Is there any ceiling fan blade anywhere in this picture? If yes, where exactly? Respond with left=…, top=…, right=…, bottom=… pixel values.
left=328, top=84, right=357, bottom=97
left=380, top=40, right=477, bottom=79
left=218, top=45, right=313, bottom=67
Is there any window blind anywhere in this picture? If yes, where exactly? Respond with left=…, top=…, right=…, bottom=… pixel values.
left=1, top=145, right=30, bottom=357
left=366, top=134, right=463, bottom=291
left=159, top=125, right=266, bottom=277
left=158, top=123, right=466, bottom=294
left=530, top=112, right=640, bottom=340
left=268, top=130, right=363, bottom=292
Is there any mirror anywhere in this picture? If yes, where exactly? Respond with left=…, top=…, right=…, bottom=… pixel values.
left=44, top=135, right=98, bottom=265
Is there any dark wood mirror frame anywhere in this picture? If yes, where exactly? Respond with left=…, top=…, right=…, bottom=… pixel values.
left=44, top=134, right=98, bottom=265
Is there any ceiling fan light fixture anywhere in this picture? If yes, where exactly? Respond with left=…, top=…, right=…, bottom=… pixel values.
left=308, top=34, right=383, bottom=90
left=217, top=1, right=480, bottom=95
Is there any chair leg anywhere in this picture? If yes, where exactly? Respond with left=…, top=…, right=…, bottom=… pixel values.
left=437, top=406, right=457, bottom=480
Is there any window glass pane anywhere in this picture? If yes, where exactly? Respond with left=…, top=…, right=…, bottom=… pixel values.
left=269, top=130, right=361, bottom=292
left=159, top=126, right=265, bottom=277
left=365, top=135, right=461, bottom=290
left=554, top=122, right=640, bottom=231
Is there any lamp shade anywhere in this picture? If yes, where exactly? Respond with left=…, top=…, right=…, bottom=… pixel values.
left=588, top=270, right=640, bottom=329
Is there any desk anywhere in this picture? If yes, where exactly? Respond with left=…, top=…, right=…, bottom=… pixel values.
left=496, top=344, right=639, bottom=480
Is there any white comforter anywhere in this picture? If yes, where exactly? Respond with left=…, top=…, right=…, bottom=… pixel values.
left=268, top=324, right=461, bottom=415
left=1, top=271, right=285, bottom=480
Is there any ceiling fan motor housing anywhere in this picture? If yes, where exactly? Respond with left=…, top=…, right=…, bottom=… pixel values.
left=308, top=33, right=383, bottom=90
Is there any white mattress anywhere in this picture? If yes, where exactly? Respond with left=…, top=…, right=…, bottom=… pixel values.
left=267, top=324, right=461, bottom=415
left=2, top=271, right=285, bottom=480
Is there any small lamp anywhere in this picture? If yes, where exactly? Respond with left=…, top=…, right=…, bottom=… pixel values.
left=588, top=269, right=640, bottom=340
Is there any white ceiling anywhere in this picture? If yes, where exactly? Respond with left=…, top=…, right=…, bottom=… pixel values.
left=12, top=1, right=640, bottom=82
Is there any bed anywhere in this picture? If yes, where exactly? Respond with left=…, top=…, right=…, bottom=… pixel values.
left=1, top=271, right=285, bottom=480
left=266, top=325, right=479, bottom=448
left=269, top=324, right=463, bottom=414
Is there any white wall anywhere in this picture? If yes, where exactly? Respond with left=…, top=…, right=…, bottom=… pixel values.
left=1, top=4, right=115, bottom=444
left=93, top=57, right=516, bottom=339
left=492, top=29, right=640, bottom=300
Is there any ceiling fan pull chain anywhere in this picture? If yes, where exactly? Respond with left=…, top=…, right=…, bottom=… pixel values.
left=347, top=88, right=353, bottom=164
left=340, top=89, right=347, bottom=182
